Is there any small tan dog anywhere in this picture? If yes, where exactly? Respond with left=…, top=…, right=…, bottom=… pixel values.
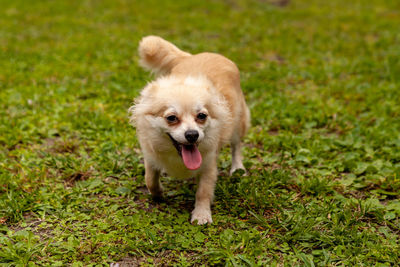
left=130, top=36, right=250, bottom=224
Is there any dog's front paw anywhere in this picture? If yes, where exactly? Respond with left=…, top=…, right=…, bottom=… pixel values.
left=148, top=185, right=164, bottom=199
left=191, top=208, right=213, bottom=225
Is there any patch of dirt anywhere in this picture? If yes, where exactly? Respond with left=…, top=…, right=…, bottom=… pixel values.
left=5, top=140, right=23, bottom=151
left=111, top=251, right=200, bottom=266
left=7, top=213, right=54, bottom=241
left=64, top=171, right=91, bottom=186
left=260, top=0, right=290, bottom=7
left=222, top=0, right=241, bottom=10
left=268, top=129, right=280, bottom=136
left=263, top=51, right=286, bottom=64
left=110, top=257, right=144, bottom=267
left=43, top=137, right=80, bottom=154
left=206, top=33, right=221, bottom=39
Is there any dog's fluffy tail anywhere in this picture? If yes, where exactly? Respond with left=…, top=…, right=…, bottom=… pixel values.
left=138, top=36, right=191, bottom=75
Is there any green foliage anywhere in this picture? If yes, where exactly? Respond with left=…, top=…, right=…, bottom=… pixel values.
left=1, top=0, right=399, bottom=265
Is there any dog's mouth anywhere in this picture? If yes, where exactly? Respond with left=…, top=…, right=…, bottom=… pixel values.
left=167, top=134, right=202, bottom=170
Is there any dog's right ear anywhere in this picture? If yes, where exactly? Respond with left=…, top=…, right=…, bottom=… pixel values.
left=139, top=82, right=158, bottom=99
left=129, top=82, right=160, bottom=125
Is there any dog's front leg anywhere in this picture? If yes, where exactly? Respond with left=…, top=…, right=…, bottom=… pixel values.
left=191, top=159, right=217, bottom=225
left=144, top=159, right=162, bottom=198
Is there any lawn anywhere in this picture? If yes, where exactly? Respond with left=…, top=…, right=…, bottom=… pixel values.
left=1, top=0, right=400, bottom=265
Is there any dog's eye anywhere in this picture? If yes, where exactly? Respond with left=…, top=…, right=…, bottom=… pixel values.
left=166, top=115, right=178, bottom=123
left=196, top=113, right=207, bottom=121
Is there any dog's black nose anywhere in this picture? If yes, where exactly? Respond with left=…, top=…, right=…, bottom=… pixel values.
left=185, top=130, right=199, bottom=143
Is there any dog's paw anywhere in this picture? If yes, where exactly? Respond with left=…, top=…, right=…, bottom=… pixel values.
left=148, top=185, right=164, bottom=199
left=230, top=159, right=246, bottom=176
left=151, top=194, right=164, bottom=203
left=229, top=165, right=246, bottom=176
left=191, top=208, right=213, bottom=225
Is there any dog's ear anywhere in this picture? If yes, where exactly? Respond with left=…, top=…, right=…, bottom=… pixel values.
left=129, top=82, right=169, bottom=124
left=140, top=82, right=159, bottom=99
left=203, top=93, right=233, bottom=145
left=205, top=89, right=231, bottom=122
left=129, top=83, right=157, bottom=125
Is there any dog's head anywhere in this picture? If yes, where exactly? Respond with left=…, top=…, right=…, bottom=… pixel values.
left=130, top=76, right=231, bottom=170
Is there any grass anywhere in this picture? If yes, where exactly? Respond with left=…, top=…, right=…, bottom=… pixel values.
left=1, top=0, right=400, bottom=265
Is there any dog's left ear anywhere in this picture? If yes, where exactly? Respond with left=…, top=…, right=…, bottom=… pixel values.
left=204, top=88, right=231, bottom=120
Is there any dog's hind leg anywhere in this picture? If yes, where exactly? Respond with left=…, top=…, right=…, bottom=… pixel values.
left=230, top=103, right=249, bottom=176
left=144, top=159, right=163, bottom=198
left=230, top=133, right=245, bottom=175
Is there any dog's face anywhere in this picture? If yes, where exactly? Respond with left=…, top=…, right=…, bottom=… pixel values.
left=157, top=98, right=209, bottom=170
left=131, top=76, right=230, bottom=170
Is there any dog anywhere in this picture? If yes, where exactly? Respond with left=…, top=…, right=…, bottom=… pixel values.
left=129, top=36, right=250, bottom=224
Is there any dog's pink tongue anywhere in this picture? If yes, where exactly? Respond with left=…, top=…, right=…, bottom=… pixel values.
left=181, top=145, right=202, bottom=170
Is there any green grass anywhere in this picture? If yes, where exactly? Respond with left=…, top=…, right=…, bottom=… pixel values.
left=1, top=0, right=400, bottom=265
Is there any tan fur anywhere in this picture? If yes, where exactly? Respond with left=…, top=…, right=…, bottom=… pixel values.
left=171, top=53, right=250, bottom=145
left=138, top=36, right=191, bottom=75
left=130, top=36, right=250, bottom=224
